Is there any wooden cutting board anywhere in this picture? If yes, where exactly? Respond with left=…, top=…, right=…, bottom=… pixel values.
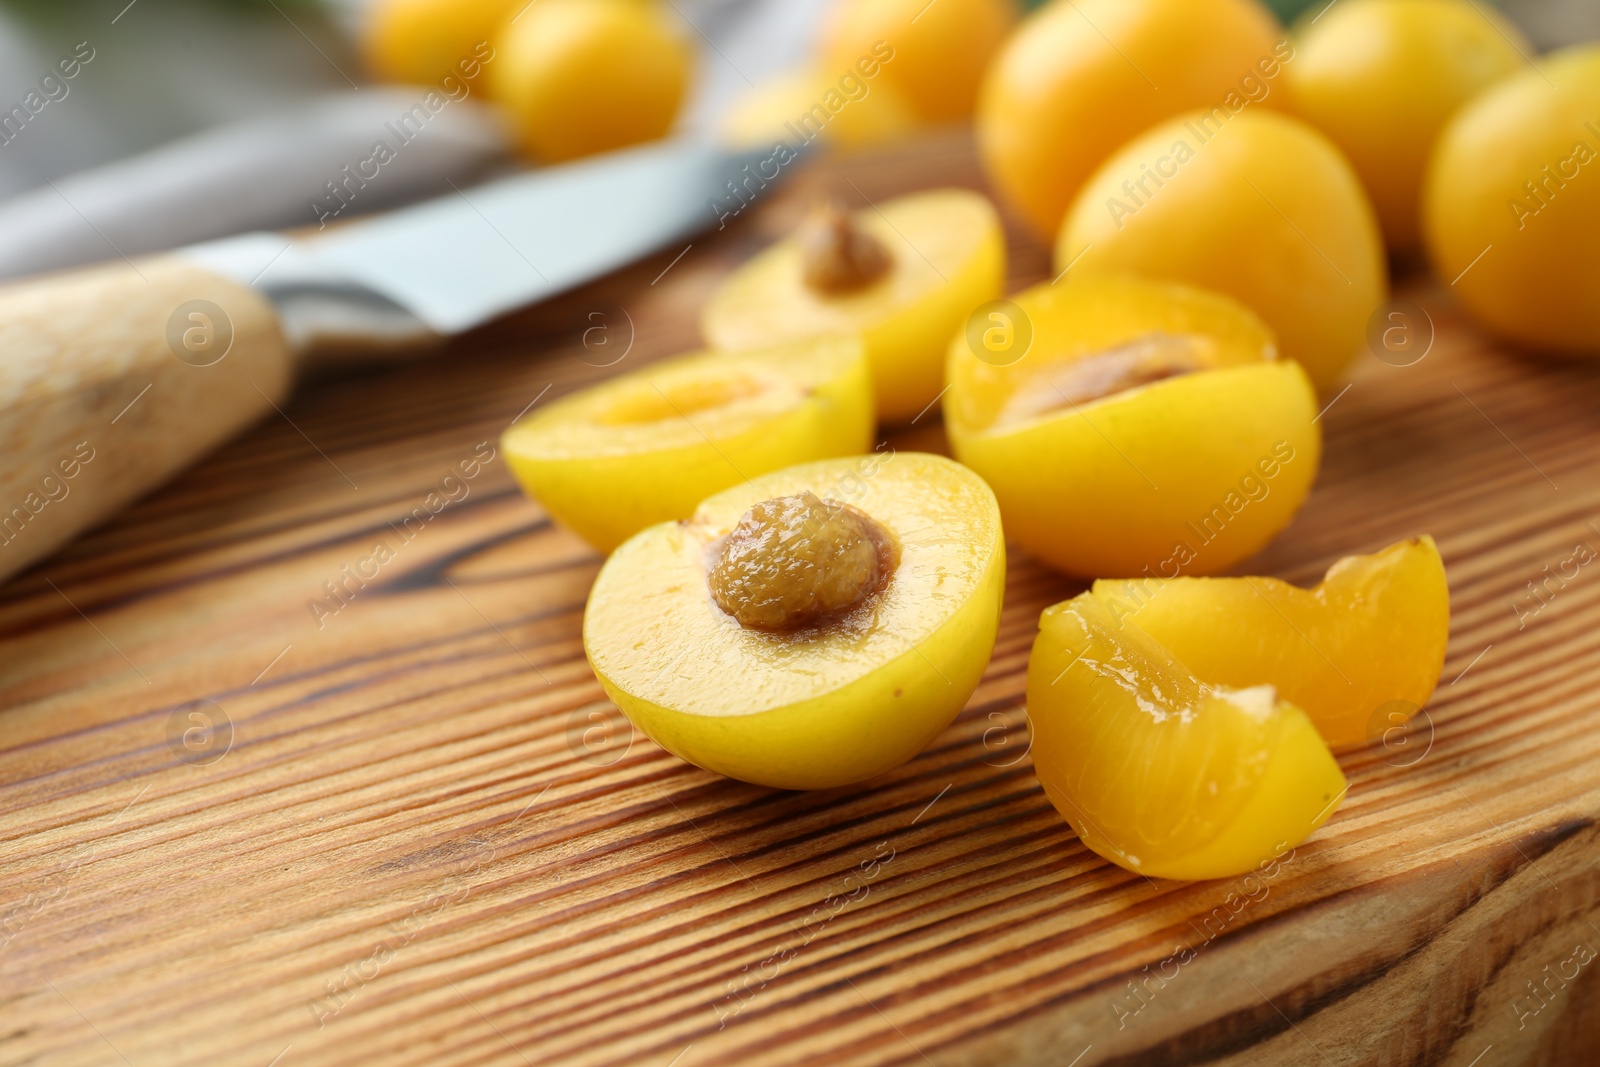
left=3, top=131, right=1598, bottom=1067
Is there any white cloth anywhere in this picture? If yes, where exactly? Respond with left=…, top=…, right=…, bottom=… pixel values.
left=0, top=0, right=828, bottom=279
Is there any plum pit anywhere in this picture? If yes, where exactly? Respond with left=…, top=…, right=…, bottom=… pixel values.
left=797, top=201, right=893, bottom=294
left=709, top=491, right=896, bottom=631
left=998, top=332, right=1207, bottom=425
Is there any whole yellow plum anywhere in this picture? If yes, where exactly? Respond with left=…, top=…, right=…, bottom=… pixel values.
left=1424, top=46, right=1600, bottom=355
left=979, top=0, right=1288, bottom=236
left=361, top=0, right=516, bottom=85
left=1286, top=0, right=1530, bottom=251
left=820, top=0, right=1017, bottom=124
left=490, top=0, right=692, bottom=163
left=1057, top=109, right=1387, bottom=390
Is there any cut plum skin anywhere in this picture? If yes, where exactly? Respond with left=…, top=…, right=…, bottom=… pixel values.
left=501, top=338, right=873, bottom=553
left=585, top=454, right=1004, bottom=790
left=1027, top=592, right=1347, bottom=881
left=946, top=275, right=1321, bottom=579
left=703, top=189, right=1005, bottom=424
left=1092, top=537, right=1450, bottom=748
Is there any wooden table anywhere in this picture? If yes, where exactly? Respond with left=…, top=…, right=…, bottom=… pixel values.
left=3, top=132, right=1598, bottom=1067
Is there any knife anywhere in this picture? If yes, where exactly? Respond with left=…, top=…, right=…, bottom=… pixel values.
left=0, top=138, right=781, bottom=584
left=0, top=90, right=510, bottom=284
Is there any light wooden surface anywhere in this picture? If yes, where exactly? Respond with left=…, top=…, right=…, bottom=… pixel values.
left=3, top=132, right=1599, bottom=1067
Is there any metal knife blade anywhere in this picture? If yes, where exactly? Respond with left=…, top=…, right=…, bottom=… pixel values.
left=183, top=138, right=783, bottom=341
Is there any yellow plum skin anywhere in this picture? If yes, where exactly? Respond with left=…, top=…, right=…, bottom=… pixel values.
left=1056, top=109, right=1388, bottom=390
left=1285, top=0, right=1530, bottom=251
left=585, top=454, right=1005, bottom=790
left=718, top=67, right=922, bottom=152
left=703, top=189, right=1005, bottom=425
left=819, top=0, right=1017, bottom=124
left=360, top=0, right=515, bottom=86
left=489, top=0, right=691, bottom=164
left=1028, top=592, right=1347, bottom=881
left=978, top=0, right=1286, bottom=237
left=1424, top=46, right=1600, bottom=356
left=945, top=276, right=1321, bottom=579
left=1093, top=537, right=1451, bottom=749
left=501, top=338, right=874, bottom=554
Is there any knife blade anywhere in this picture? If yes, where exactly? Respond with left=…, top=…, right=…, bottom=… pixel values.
left=186, top=137, right=778, bottom=339
left=0, top=90, right=509, bottom=285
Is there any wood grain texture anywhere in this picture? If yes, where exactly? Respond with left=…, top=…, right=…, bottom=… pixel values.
left=3, top=131, right=1599, bottom=1067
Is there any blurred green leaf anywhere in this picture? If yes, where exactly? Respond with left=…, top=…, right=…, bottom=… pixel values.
left=1263, top=0, right=1322, bottom=21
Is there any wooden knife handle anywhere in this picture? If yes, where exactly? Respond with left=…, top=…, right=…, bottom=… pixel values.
left=0, top=257, right=292, bottom=584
